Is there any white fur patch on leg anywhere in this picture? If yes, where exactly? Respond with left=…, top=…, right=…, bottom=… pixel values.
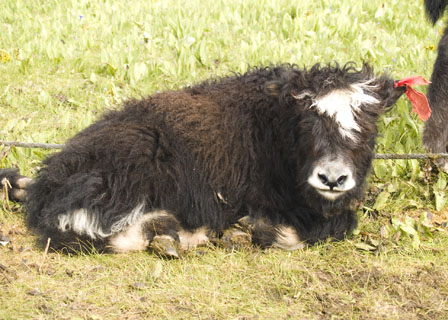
left=110, top=203, right=145, bottom=233
left=108, top=221, right=150, bottom=253
left=178, top=227, right=209, bottom=250
left=273, top=226, right=305, bottom=251
left=58, top=203, right=145, bottom=239
left=108, top=210, right=171, bottom=253
left=58, top=209, right=109, bottom=239
left=311, top=81, right=379, bottom=141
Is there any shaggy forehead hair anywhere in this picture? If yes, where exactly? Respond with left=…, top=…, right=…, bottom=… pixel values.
left=310, top=80, right=380, bottom=141
left=268, top=63, right=390, bottom=143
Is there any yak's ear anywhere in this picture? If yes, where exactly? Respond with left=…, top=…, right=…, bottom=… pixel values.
left=372, top=79, right=407, bottom=112
left=384, top=84, right=407, bottom=109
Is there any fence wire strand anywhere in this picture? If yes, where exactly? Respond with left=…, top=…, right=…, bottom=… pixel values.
left=374, top=153, right=448, bottom=160
left=0, top=140, right=65, bottom=150
left=1, top=140, right=448, bottom=160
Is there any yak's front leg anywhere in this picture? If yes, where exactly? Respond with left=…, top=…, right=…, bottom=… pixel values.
left=232, top=216, right=306, bottom=251
left=294, top=208, right=358, bottom=245
left=230, top=208, right=358, bottom=250
left=108, top=210, right=182, bottom=257
left=109, top=210, right=212, bottom=258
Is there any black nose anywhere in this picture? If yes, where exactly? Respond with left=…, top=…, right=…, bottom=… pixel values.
left=318, top=173, right=347, bottom=190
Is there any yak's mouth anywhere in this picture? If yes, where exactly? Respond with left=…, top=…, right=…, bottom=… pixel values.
left=315, top=188, right=347, bottom=201
left=308, top=175, right=356, bottom=201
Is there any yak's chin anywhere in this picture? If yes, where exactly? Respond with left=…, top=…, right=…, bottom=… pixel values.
left=302, top=185, right=354, bottom=213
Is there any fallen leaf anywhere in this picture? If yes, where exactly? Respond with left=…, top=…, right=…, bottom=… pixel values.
left=130, top=282, right=146, bottom=290
left=27, top=288, right=43, bottom=296
left=380, top=225, right=389, bottom=239
left=0, top=234, right=10, bottom=246
left=355, top=243, right=376, bottom=251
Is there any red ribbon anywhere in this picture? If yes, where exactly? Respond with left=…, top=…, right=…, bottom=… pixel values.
left=394, top=76, right=431, bottom=121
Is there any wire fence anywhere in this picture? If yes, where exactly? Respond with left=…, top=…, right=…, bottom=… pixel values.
left=0, top=140, right=65, bottom=150
left=1, top=140, right=448, bottom=160
left=373, top=153, right=448, bottom=160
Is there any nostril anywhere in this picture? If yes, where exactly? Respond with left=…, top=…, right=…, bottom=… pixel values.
left=337, top=175, right=347, bottom=186
left=318, top=173, right=329, bottom=185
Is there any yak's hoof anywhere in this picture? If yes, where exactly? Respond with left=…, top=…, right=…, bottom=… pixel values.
left=150, top=235, right=180, bottom=258
left=219, top=227, right=252, bottom=248
left=235, top=215, right=256, bottom=232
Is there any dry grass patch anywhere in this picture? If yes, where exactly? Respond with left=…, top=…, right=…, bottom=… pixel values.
left=1, top=211, right=447, bottom=319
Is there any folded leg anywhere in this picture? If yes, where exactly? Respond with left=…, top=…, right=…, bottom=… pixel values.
left=231, top=208, right=357, bottom=250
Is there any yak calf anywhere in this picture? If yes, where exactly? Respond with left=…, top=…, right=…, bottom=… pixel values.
left=0, top=64, right=406, bottom=256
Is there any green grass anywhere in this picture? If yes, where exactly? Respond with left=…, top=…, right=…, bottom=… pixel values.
left=1, top=0, right=448, bottom=318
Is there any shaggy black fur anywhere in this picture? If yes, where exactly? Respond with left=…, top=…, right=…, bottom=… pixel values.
left=423, top=0, right=448, bottom=170
left=0, top=63, right=405, bottom=253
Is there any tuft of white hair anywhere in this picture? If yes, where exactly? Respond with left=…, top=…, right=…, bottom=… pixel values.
left=58, top=203, right=145, bottom=239
left=310, top=81, right=379, bottom=141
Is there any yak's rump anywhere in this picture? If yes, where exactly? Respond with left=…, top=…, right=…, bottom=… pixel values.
left=0, top=63, right=405, bottom=254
